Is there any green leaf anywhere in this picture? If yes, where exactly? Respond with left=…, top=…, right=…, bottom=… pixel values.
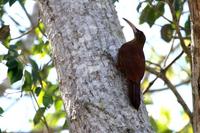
left=3, top=0, right=9, bottom=4
left=0, top=25, right=10, bottom=41
left=150, top=108, right=173, bottom=132
left=29, top=58, right=39, bottom=83
left=184, top=16, right=191, bottom=36
left=4, top=46, right=18, bottom=59
left=35, top=87, right=41, bottom=96
left=139, top=2, right=164, bottom=27
left=0, top=8, right=4, bottom=19
left=31, top=44, right=43, bottom=54
left=6, top=59, right=23, bottom=84
left=112, top=0, right=118, bottom=3
left=0, top=107, right=4, bottom=115
left=22, top=70, right=32, bottom=91
left=9, top=45, right=17, bottom=50
left=63, top=119, right=69, bottom=129
left=179, top=123, right=193, bottom=133
left=150, top=116, right=158, bottom=131
left=18, top=0, right=26, bottom=4
left=54, top=99, right=63, bottom=111
left=161, top=24, right=174, bottom=42
left=9, top=0, right=17, bottom=6
left=47, top=84, right=58, bottom=95
left=137, top=2, right=143, bottom=12
left=43, top=94, right=53, bottom=108
left=173, top=0, right=183, bottom=19
left=166, top=67, right=174, bottom=79
left=29, top=58, right=39, bottom=71
left=144, top=94, right=153, bottom=105
left=0, top=55, right=3, bottom=62
left=33, top=107, right=46, bottom=125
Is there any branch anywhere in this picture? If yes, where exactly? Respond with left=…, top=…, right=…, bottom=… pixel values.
left=161, top=15, right=173, bottom=24
left=143, top=76, right=159, bottom=94
left=144, top=51, right=184, bottom=93
left=164, top=51, right=184, bottom=71
left=166, top=0, right=191, bottom=61
left=163, top=33, right=176, bottom=67
left=10, top=28, right=35, bottom=40
left=30, top=91, right=50, bottom=131
left=146, top=60, right=162, bottom=68
left=148, top=79, right=190, bottom=93
left=10, top=20, right=47, bottom=40
left=146, top=66, right=192, bottom=120
left=173, top=36, right=191, bottom=40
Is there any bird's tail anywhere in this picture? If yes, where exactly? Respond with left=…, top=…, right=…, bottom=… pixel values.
left=128, top=80, right=141, bottom=110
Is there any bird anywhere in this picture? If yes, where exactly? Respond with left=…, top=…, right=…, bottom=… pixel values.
left=116, top=18, right=146, bottom=110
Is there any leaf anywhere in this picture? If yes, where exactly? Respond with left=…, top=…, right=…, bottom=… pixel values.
left=0, top=25, right=10, bottom=41
left=150, top=116, right=158, bottom=131
left=0, top=7, right=4, bottom=18
left=6, top=59, right=23, bottom=84
left=29, top=58, right=39, bottom=83
left=179, top=123, right=193, bottom=133
left=151, top=108, right=173, bottom=133
left=47, top=84, right=58, bottom=95
left=18, top=0, right=26, bottom=4
left=161, top=24, right=174, bottom=42
left=9, top=0, right=17, bottom=6
left=166, top=67, right=174, bottom=80
left=184, top=16, right=191, bottom=36
left=43, top=94, right=53, bottom=108
left=0, top=107, right=4, bottom=115
left=112, top=0, right=118, bottom=3
left=63, top=119, right=69, bottom=129
left=139, top=2, right=164, bottom=27
left=33, top=107, right=46, bottom=125
left=173, top=0, right=183, bottom=19
left=3, top=0, right=9, bottom=4
left=137, top=2, right=143, bottom=12
left=4, top=44, right=19, bottom=63
left=144, top=93, right=153, bottom=105
left=35, top=87, right=41, bottom=96
left=54, top=99, right=63, bottom=111
left=29, top=58, right=39, bottom=71
left=22, top=70, right=32, bottom=91
left=0, top=55, right=3, bottom=62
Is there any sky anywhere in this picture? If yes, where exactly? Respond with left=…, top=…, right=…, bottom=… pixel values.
left=0, top=0, right=192, bottom=132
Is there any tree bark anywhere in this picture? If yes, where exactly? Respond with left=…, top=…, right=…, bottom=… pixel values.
left=188, top=0, right=200, bottom=132
left=38, top=0, right=153, bottom=132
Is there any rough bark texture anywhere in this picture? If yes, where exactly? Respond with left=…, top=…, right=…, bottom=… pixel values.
left=188, top=1, right=200, bottom=132
left=38, top=0, right=153, bottom=132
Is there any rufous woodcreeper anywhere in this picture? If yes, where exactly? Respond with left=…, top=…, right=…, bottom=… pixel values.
left=117, top=18, right=146, bottom=110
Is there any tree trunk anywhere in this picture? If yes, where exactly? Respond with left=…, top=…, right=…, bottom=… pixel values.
left=38, top=0, right=153, bottom=132
left=188, top=0, right=200, bottom=132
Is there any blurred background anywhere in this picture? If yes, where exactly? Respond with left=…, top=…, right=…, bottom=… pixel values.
left=0, top=0, right=192, bottom=132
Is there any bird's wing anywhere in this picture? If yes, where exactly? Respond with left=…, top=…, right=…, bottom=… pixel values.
left=118, top=45, right=145, bottom=81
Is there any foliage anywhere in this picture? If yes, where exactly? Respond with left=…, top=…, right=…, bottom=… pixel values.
left=0, top=0, right=67, bottom=132
left=112, top=0, right=118, bottom=3
left=0, top=0, right=192, bottom=132
left=150, top=108, right=173, bottom=132
left=139, top=2, right=165, bottom=27
left=137, top=0, right=192, bottom=132
left=113, top=0, right=192, bottom=132
left=0, top=107, right=4, bottom=116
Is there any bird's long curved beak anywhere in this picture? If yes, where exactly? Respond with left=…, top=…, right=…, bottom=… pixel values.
left=122, top=18, right=138, bottom=34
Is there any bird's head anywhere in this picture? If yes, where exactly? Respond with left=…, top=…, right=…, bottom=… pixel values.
left=123, top=18, right=146, bottom=44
